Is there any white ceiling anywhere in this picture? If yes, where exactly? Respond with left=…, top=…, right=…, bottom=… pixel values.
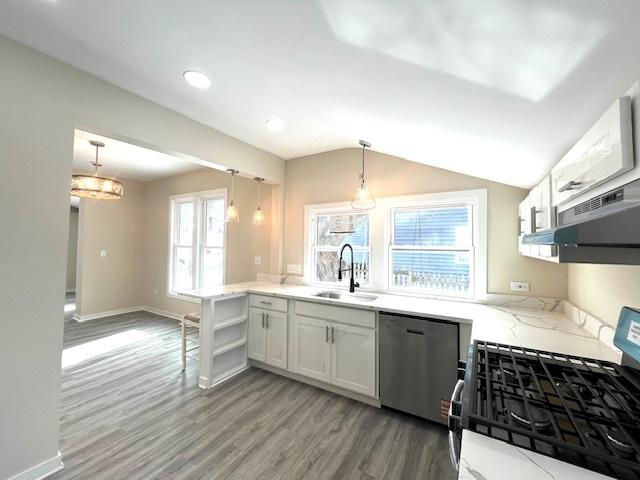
left=2, top=1, right=640, bottom=188
left=73, top=130, right=203, bottom=182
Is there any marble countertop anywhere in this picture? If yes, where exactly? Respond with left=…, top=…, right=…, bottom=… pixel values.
left=178, top=282, right=620, bottom=363
left=459, top=431, right=614, bottom=480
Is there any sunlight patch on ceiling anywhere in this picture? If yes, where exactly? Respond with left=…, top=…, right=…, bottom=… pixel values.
left=321, top=0, right=607, bottom=101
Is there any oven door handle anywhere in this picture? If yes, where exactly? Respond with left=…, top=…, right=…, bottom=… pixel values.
left=448, top=379, right=465, bottom=471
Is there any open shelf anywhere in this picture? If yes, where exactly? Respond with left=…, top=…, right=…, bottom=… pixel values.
left=213, top=337, right=247, bottom=357
left=213, top=314, right=248, bottom=331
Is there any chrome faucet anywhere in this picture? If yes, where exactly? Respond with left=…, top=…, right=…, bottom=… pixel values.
left=338, top=243, right=359, bottom=293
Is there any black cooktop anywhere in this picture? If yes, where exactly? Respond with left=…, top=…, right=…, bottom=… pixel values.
left=461, top=341, right=640, bottom=479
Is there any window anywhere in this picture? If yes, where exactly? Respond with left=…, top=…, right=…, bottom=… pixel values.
left=169, top=189, right=226, bottom=296
left=304, top=190, right=486, bottom=300
left=308, top=210, right=371, bottom=287
left=389, top=205, right=474, bottom=296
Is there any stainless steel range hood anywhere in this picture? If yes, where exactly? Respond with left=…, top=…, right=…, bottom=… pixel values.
left=522, top=178, right=640, bottom=264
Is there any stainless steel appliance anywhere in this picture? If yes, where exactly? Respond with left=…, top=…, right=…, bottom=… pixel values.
left=448, top=307, right=640, bottom=479
left=522, top=177, right=640, bottom=264
left=379, top=312, right=458, bottom=424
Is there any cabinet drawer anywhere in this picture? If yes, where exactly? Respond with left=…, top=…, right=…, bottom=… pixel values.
left=249, top=294, right=288, bottom=312
left=295, top=301, right=375, bottom=329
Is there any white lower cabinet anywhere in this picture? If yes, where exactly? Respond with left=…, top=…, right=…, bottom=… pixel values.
left=330, top=322, right=376, bottom=397
left=292, top=313, right=376, bottom=397
left=248, top=307, right=287, bottom=369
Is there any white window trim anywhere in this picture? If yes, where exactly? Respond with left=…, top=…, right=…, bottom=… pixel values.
left=167, top=188, right=228, bottom=303
left=303, top=189, right=487, bottom=301
left=303, top=203, right=373, bottom=290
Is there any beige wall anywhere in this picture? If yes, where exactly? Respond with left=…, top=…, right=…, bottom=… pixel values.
left=568, top=264, right=640, bottom=327
left=66, top=208, right=78, bottom=291
left=76, top=179, right=147, bottom=317
left=144, top=169, right=272, bottom=316
left=284, top=149, right=568, bottom=298
left=0, top=34, right=283, bottom=480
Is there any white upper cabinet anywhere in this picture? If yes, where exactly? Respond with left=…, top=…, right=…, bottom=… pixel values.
left=551, top=96, right=634, bottom=206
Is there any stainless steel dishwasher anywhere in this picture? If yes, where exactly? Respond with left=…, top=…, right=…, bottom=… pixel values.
left=380, top=312, right=459, bottom=424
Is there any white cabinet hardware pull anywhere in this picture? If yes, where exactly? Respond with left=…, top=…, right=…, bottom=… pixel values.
left=331, top=327, right=336, bottom=343
left=325, top=325, right=329, bottom=343
left=261, top=312, right=265, bottom=328
left=266, top=313, right=270, bottom=329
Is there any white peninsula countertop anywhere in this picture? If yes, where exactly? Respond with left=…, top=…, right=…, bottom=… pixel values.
left=179, top=281, right=620, bottom=363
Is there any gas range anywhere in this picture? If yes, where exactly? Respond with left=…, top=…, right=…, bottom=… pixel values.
left=449, top=307, right=640, bottom=479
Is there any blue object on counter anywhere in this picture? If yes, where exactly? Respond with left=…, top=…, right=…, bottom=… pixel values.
left=613, top=307, right=640, bottom=364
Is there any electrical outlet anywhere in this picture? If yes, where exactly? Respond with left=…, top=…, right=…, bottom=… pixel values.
left=153, top=289, right=158, bottom=295
left=254, top=256, right=262, bottom=265
left=100, top=249, right=108, bottom=258
left=510, top=281, right=530, bottom=293
left=287, top=264, right=301, bottom=275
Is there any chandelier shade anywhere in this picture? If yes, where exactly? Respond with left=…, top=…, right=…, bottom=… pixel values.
left=71, top=140, right=123, bottom=200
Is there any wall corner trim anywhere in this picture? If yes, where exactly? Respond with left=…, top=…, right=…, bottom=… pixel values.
left=7, top=452, right=63, bottom=480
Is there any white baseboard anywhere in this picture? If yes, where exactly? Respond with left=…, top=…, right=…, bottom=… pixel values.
left=8, top=452, right=63, bottom=480
left=71, top=306, right=184, bottom=323
left=142, top=306, right=183, bottom=322
left=72, top=306, right=145, bottom=322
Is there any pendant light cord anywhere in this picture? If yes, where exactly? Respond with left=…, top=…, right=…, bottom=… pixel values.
left=94, top=144, right=100, bottom=176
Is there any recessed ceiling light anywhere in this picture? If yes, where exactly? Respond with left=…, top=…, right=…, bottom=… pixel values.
left=183, top=70, right=211, bottom=89
left=265, top=117, right=284, bottom=132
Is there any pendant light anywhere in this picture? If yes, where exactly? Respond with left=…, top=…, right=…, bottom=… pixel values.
left=252, top=177, right=265, bottom=226
left=71, top=140, right=124, bottom=200
left=226, top=169, right=240, bottom=223
left=352, top=140, right=375, bottom=210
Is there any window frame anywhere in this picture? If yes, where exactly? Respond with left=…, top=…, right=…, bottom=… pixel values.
left=387, top=203, right=475, bottom=298
left=304, top=203, right=373, bottom=289
left=303, top=190, right=487, bottom=300
left=168, top=188, right=227, bottom=302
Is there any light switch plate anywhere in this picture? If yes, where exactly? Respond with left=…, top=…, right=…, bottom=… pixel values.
left=100, top=249, right=108, bottom=258
left=510, top=281, right=530, bottom=292
left=254, top=256, right=261, bottom=265
left=287, top=264, right=301, bottom=275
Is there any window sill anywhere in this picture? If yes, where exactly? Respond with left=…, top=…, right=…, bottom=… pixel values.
left=167, top=292, right=201, bottom=304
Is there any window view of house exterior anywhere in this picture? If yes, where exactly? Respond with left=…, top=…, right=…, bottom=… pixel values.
left=311, top=212, right=370, bottom=286
left=169, top=192, right=226, bottom=294
left=390, top=205, right=473, bottom=296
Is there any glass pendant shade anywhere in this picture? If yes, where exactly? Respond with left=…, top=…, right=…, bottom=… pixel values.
left=351, top=140, right=375, bottom=210
left=252, top=177, right=265, bottom=226
left=226, top=200, right=240, bottom=223
left=252, top=206, right=265, bottom=226
left=225, top=169, right=240, bottom=223
left=351, top=176, right=376, bottom=210
left=71, top=140, right=123, bottom=200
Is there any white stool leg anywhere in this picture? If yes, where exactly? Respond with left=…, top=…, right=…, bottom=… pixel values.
left=181, top=319, right=187, bottom=372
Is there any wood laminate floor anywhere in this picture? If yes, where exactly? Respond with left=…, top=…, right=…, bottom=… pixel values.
left=53, top=304, right=455, bottom=480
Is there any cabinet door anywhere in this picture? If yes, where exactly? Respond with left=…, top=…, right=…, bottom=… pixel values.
left=265, top=311, right=287, bottom=369
left=551, top=96, right=633, bottom=206
left=330, top=323, right=376, bottom=397
left=247, top=308, right=266, bottom=362
left=518, top=197, right=532, bottom=256
left=292, top=315, right=331, bottom=383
